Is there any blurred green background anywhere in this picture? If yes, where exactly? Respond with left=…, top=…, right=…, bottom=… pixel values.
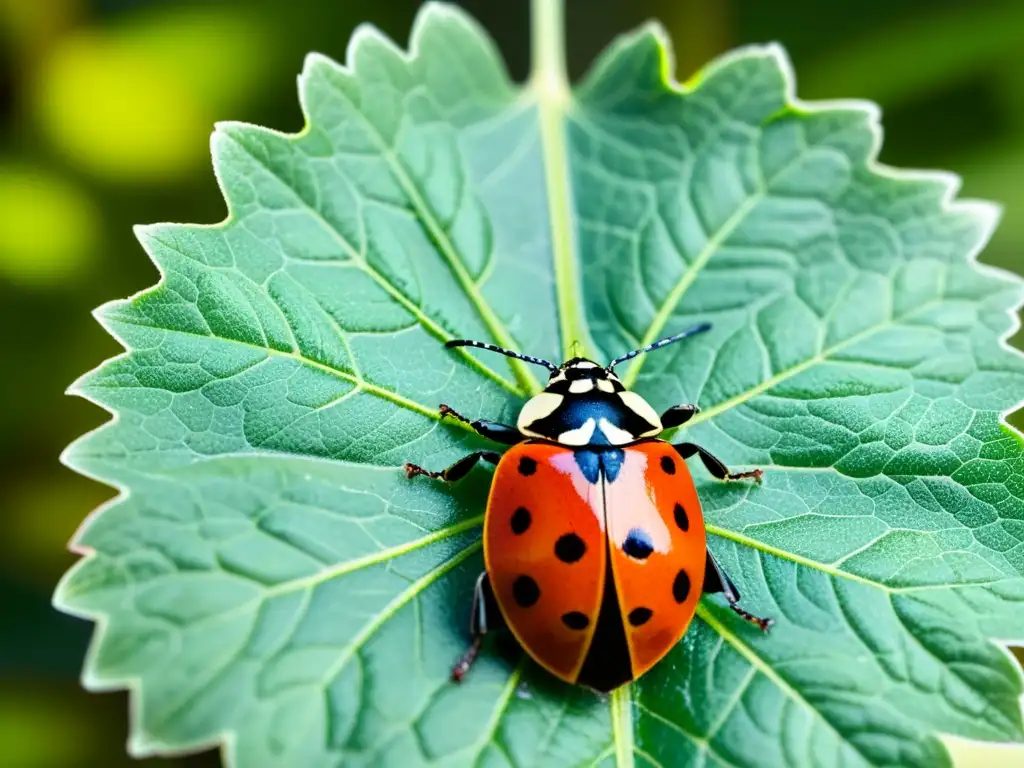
left=1, top=0, right=1022, bottom=765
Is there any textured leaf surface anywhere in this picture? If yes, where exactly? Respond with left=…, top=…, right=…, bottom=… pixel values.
left=55, top=4, right=1024, bottom=767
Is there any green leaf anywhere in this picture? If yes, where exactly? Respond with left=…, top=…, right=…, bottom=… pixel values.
left=54, top=2, right=1024, bottom=766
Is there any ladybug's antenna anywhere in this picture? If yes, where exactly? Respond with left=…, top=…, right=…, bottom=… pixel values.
left=606, top=322, right=712, bottom=371
left=446, top=339, right=558, bottom=372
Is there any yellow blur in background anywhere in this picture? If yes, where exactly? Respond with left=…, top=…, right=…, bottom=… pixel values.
left=0, top=0, right=1022, bottom=766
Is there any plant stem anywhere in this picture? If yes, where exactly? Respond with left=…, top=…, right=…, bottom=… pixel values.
left=531, top=0, right=569, bottom=97
left=531, top=0, right=594, bottom=360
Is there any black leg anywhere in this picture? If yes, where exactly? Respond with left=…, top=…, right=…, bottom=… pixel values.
left=439, top=404, right=522, bottom=445
left=452, top=573, right=505, bottom=682
left=660, top=403, right=700, bottom=430
left=704, top=550, right=773, bottom=632
left=405, top=451, right=501, bottom=482
left=674, top=442, right=763, bottom=484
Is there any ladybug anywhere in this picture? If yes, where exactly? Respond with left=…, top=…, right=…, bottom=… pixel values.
left=405, top=323, right=772, bottom=692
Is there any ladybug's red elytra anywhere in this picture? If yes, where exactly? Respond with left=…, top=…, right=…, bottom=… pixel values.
left=405, top=323, right=772, bottom=692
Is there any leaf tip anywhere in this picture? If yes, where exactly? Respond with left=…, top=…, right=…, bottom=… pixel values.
left=50, top=572, right=74, bottom=612
left=956, top=198, right=1024, bottom=291
left=416, top=0, right=463, bottom=24
left=578, top=18, right=677, bottom=97
left=681, top=41, right=796, bottom=99
left=132, top=222, right=159, bottom=250
left=745, top=41, right=795, bottom=84
left=633, top=18, right=671, bottom=46
left=759, top=40, right=791, bottom=67
left=88, top=298, right=114, bottom=329
left=50, top=561, right=96, bottom=627
left=344, top=17, right=408, bottom=74
left=212, top=119, right=250, bottom=139
left=637, top=19, right=675, bottom=80
left=209, top=123, right=271, bottom=216
left=412, top=0, right=487, bottom=47
left=300, top=51, right=339, bottom=83
left=127, top=730, right=160, bottom=760
left=62, top=377, right=86, bottom=409
left=209, top=124, right=237, bottom=163
left=961, top=199, right=1004, bottom=235
left=57, top=434, right=84, bottom=470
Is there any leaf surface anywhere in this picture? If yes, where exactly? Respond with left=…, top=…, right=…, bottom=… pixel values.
left=55, top=3, right=1024, bottom=766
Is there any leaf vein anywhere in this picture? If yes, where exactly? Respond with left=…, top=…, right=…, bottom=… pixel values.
left=469, top=660, right=525, bottom=766
left=683, top=298, right=942, bottom=429
left=220, top=133, right=522, bottom=395
left=696, top=604, right=873, bottom=768
left=319, top=541, right=482, bottom=688
left=315, top=76, right=542, bottom=394
left=107, top=316, right=467, bottom=433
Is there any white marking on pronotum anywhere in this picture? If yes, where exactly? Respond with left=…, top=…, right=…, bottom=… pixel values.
left=520, top=397, right=561, bottom=434
left=517, top=392, right=562, bottom=434
left=596, top=379, right=615, bottom=393
left=619, top=391, right=663, bottom=432
left=573, top=361, right=599, bottom=369
left=559, top=418, right=597, bottom=445
left=548, top=371, right=567, bottom=385
left=569, top=379, right=595, bottom=394
left=599, top=418, right=636, bottom=445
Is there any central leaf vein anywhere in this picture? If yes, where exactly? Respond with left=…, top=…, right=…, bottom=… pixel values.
left=610, top=685, right=635, bottom=768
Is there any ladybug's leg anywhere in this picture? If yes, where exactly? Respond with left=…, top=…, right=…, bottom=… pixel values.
left=405, top=451, right=501, bottom=482
left=704, top=550, right=773, bottom=632
left=439, top=404, right=522, bottom=445
left=452, top=572, right=505, bottom=682
left=674, top=442, right=763, bottom=484
left=660, top=403, right=700, bottom=429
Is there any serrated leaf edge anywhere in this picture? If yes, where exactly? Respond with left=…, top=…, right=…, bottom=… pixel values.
left=577, top=25, right=1024, bottom=768
left=51, top=3, right=1024, bottom=766
left=52, top=2, right=531, bottom=761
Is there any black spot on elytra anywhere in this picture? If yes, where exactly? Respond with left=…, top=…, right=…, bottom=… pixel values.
left=518, top=456, right=537, bottom=476
left=661, top=455, right=676, bottom=475
left=628, top=607, right=653, bottom=626
left=622, top=528, right=653, bottom=560
left=510, top=507, right=531, bottom=535
left=512, top=575, right=540, bottom=607
left=673, top=569, right=691, bottom=603
left=561, top=611, right=589, bottom=630
left=555, top=533, right=586, bottom=563
left=673, top=503, right=689, bottom=532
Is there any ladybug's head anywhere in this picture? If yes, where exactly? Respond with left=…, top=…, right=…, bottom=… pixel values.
left=444, top=323, right=711, bottom=447
left=543, top=358, right=624, bottom=395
